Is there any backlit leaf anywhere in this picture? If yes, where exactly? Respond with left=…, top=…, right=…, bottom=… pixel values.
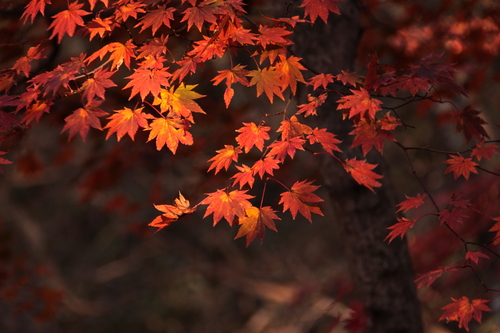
left=279, top=180, right=323, bottom=222
left=202, top=189, right=254, bottom=225
left=235, top=206, right=280, bottom=246
left=439, top=297, right=490, bottom=332
left=443, top=155, right=478, bottom=180
left=48, top=2, right=91, bottom=43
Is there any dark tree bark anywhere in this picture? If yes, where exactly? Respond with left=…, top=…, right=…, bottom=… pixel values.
left=292, top=2, right=423, bottom=332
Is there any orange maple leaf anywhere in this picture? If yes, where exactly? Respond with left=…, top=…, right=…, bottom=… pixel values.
left=149, top=192, right=195, bottom=232
left=277, top=115, right=312, bottom=140
left=439, top=297, right=490, bottom=332
left=146, top=116, right=193, bottom=153
left=247, top=67, right=285, bottom=103
left=105, top=107, right=151, bottom=141
left=21, top=100, right=53, bottom=124
left=181, top=2, right=221, bottom=31
left=268, top=137, right=305, bottom=161
left=337, top=88, right=382, bottom=120
left=396, top=193, right=427, bottom=213
left=297, top=93, right=327, bottom=117
left=385, top=217, right=417, bottom=244
left=443, top=155, right=478, bottom=180
left=235, top=206, right=280, bottom=246
left=275, top=55, right=306, bottom=95
left=22, top=0, right=51, bottom=23
left=202, top=189, right=254, bottom=225
left=235, top=122, right=270, bottom=153
left=208, top=145, right=242, bottom=174
left=86, top=17, right=113, bottom=41
left=115, top=1, right=146, bottom=22
left=61, top=104, right=107, bottom=141
left=153, top=83, right=205, bottom=122
left=308, top=73, right=334, bottom=90
left=212, top=64, right=250, bottom=107
left=88, top=0, right=108, bottom=11
left=307, top=127, right=342, bottom=154
left=86, top=40, right=137, bottom=70
left=231, top=164, right=255, bottom=189
left=279, top=180, right=324, bottom=222
left=48, top=2, right=90, bottom=43
left=257, top=25, right=291, bottom=48
left=123, top=65, right=171, bottom=101
left=252, top=157, right=280, bottom=179
left=343, top=158, right=383, bottom=192
left=299, top=0, right=342, bottom=24
left=335, top=70, right=358, bottom=86
left=81, top=68, right=116, bottom=102
left=12, top=44, right=46, bottom=77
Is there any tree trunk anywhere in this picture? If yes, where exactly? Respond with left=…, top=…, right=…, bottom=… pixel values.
left=293, top=2, right=423, bottom=332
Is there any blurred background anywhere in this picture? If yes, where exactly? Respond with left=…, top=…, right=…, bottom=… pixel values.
left=1, top=0, right=500, bottom=332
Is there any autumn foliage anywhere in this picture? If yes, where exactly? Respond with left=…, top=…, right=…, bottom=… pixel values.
left=1, top=0, right=500, bottom=331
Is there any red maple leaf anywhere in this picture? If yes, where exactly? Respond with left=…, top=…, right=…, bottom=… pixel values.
left=208, top=145, right=242, bottom=174
left=231, top=164, right=255, bottom=189
left=385, top=217, right=417, bottom=244
left=135, top=5, right=176, bottom=35
left=465, top=251, right=489, bottom=264
left=471, top=140, right=499, bottom=161
left=21, top=100, right=53, bottom=124
left=137, top=36, right=169, bottom=59
left=12, top=44, right=46, bottom=77
left=268, top=137, right=305, bottom=161
left=451, top=105, right=489, bottom=143
left=297, top=93, right=327, bottom=117
left=443, top=155, right=478, bottom=180
left=252, top=157, right=280, bottom=179
left=396, top=193, right=428, bottom=213
left=489, top=217, right=500, bottom=245
left=123, top=64, right=171, bottom=100
left=275, top=55, right=306, bottom=94
left=307, top=127, right=342, bottom=154
left=235, top=206, right=280, bottom=246
left=22, top=0, right=51, bottom=23
left=202, top=189, right=254, bottom=225
left=279, top=180, right=323, bottom=222
left=0, top=151, right=12, bottom=173
left=308, top=73, right=334, bottom=90
left=414, top=267, right=457, bottom=288
left=86, top=40, right=137, bottom=70
left=247, top=67, right=285, bottom=103
left=181, top=2, right=221, bottom=31
left=235, top=122, right=271, bottom=153
left=105, top=107, right=151, bottom=141
left=335, top=70, right=358, bottom=86
left=81, top=68, right=116, bottom=102
left=48, top=2, right=90, bottom=43
left=343, top=158, right=383, bottom=192
left=146, top=116, right=193, bottom=153
left=438, top=207, right=468, bottom=228
left=61, top=104, right=107, bottom=141
left=337, top=88, right=383, bottom=120
left=299, top=0, right=342, bottom=24
left=439, top=297, right=490, bottom=332
left=257, top=25, right=292, bottom=48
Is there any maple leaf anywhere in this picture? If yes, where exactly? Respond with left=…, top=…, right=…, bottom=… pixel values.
left=208, top=145, right=242, bottom=174
left=137, top=36, right=169, bottom=59
left=465, top=251, right=489, bottom=264
left=443, top=155, right=478, bottom=180
left=12, top=44, right=46, bottom=77
left=257, top=25, right=292, bottom=48
left=21, top=100, right=53, bottom=124
left=88, top=0, right=108, bottom=11
left=30, top=56, right=85, bottom=96
left=247, top=67, right=285, bottom=103
left=153, top=83, right=205, bottom=122
left=278, top=115, right=312, bottom=140
left=61, top=104, right=107, bottom=141
left=385, top=217, right=417, bottom=244
left=22, top=0, right=51, bottom=23
left=414, top=267, right=457, bottom=288
left=299, top=0, right=342, bottom=24
left=471, top=140, right=499, bottom=161
left=181, top=2, right=221, bottom=31
left=279, top=180, right=324, bottom=222
left=275, top=55, right=306, bottom=95
left=147, top=116, right=193, bottom=153
left=350, top=114, right=400, bottom=156
left=123, top=65, right=171, bottom=101
left=202, top=189, right=254, bottom=225
left=115, top=1, right=146, bottom=22
left=48, top=2, right=90, bottom=43
left=235, top=206, right=280, bottom=246
left=86, top=40, right=137, bottom=70
left=0, top=110, right=22, bottom=133
left=343, top=158, right=383, bottom=192
left=489, top=217, right=500, bottom=245
left=86, top=17, right=113, bottom=41
left=149, top=192, right=195, bottom=232
left=308, top=73, right=334, bottom=90
left=335, top=70, right=358, bottom=86
left=337, top=88, right=382, bottom=120
left=307, top=127, right=341, bottom=154
left=438, top=207, right=468, bottom=229
left=81, top=68, right=116, bottom=102
left=235, top=122, right=270, bottom=153
left=396, top=193, right=427, bottom=213
left=135, top=5, right=176, bottom=35
left=212, top=64, right=250, bottom=107
left=252, top=157, right=280, bottom=179
left=231, top=164, right=255, bottom=189
left=268, top=137, right=305, bottom=161
left=410, top=53, right=456, bottom=85
left=439, top=297, right=490, bottom=332
left=0, top=151, right=12, bottom=173
left=451, top=105, right=489, bottom=143
left=297, top=93, right=327, bottom=117
left=105, top=107, right=151, bottom=141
